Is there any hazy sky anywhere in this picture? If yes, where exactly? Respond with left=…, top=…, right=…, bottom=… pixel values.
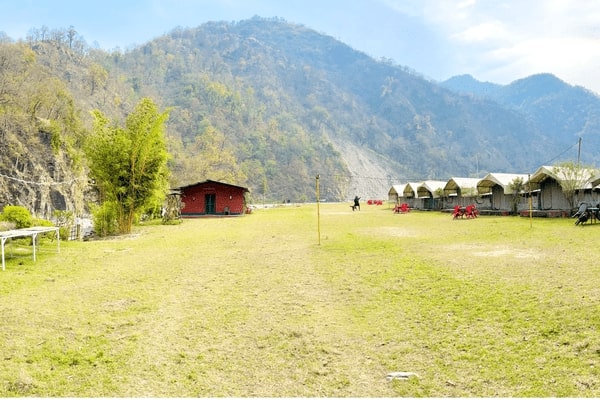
left=2, top=0, right=600, bottom=93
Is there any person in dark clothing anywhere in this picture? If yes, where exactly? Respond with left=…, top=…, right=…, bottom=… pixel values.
left=353, top=196, right=360, bottom=211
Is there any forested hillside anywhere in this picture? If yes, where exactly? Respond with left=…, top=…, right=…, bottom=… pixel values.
left=104, top=17, right=558, bottom=199
left=1, top=17, right=599, bottom=217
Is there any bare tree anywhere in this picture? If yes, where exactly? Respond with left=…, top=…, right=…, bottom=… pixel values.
left=67, top=26, right=77, bottom=49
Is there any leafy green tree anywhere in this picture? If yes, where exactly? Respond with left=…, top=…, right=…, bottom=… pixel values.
left=85, top=98, right=171, bottom=234
left=508, top=177, right=525, bottom=214
left=552, top=161, right=597, bottom=210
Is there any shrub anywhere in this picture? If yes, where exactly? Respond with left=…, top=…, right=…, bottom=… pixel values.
left=32, top=218, right=53, bottom=227
left=57, top=227, right=70, bottom=241
left=91, top=201, right=119, bottom=237
left=0, top=206, right=33, bottom=228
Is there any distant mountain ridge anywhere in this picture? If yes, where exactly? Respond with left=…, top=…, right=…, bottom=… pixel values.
left=440, top=73, right=600, bottom=162
left=440, top=74, right=502, bottom=97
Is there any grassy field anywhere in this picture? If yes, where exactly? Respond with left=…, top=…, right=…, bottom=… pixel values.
left=1, top=203, right=600, bottom=397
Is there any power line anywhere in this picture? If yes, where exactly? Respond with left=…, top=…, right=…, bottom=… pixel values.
left=528, top=139, right=581, bottom=171
left=0, top=172, right=83, bottom=186
left=327, top=173, right=402, bottom=182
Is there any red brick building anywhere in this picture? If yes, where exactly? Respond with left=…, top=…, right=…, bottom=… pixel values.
left=178, top=180, right=249, bottom=217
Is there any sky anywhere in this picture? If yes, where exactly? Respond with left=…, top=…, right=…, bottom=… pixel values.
left=1, top=0, right=600, bottom=93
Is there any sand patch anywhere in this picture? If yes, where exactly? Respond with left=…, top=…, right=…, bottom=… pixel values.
left=445, top=244, right=543, bottom=260
left=473, top=248, right=541, bottom=259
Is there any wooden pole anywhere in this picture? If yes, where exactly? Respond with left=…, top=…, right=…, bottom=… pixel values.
left=316, top=174, right=321, bottom=245
left=528, top=174, right=533, bottom=228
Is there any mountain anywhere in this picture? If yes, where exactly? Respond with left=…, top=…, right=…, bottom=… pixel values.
left=440, top=74, right=502, bottom=98
left=441, top=73, right=600, bottom=163
left=2, top=17, right=600, bottom=218
left=103, top=18, right=569, bottom=196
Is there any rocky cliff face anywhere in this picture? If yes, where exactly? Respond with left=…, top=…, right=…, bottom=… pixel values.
left=328, top=137, right=399, bottom=201
left=0, top=40, right=101, bottom=221
left=0, top=128, right=90, bottom=221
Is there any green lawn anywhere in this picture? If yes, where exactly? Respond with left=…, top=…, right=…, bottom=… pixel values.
left=1, top=203, right=599, bottom=397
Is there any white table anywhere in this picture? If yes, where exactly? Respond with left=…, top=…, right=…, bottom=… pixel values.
left=0, top=226, right=60, bottom=271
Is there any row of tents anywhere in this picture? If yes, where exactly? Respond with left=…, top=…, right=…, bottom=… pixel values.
left=388, top=165, right=600, bottom=216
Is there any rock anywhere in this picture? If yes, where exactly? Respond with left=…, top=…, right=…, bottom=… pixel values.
left=386, top=371, right=419, bottom=381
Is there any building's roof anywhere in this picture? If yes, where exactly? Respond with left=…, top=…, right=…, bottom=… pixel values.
left=477, top=173, right=529, bottom=195
left=176, top=179, right=249, bottom=192
left=443, top=177, right=480, bottom=196
left=402, top=182, right=422, bottom=197
left=528, top=165, right=596, bottom=190
left=388, top=184, right=405, bottom=196
left=417, top=180, right=447, bottom=198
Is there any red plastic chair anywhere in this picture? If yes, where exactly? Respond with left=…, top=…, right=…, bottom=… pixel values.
left=452, top=205, right=463, bottom=219
left=400, top=203, right=410, bottom=213
left=465, top=204, right=478, bottom=219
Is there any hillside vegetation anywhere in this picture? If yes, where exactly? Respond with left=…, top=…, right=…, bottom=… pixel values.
left=1, top=17, right=599, bottom=216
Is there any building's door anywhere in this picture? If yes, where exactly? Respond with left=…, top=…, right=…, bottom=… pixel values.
left=423, top=196, right=433, bottom=210
left=541, top=182, right=552, bottom=210
left=492, top=186, right=503, bottom=210
left=205, top=194, right=216, bottom=214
